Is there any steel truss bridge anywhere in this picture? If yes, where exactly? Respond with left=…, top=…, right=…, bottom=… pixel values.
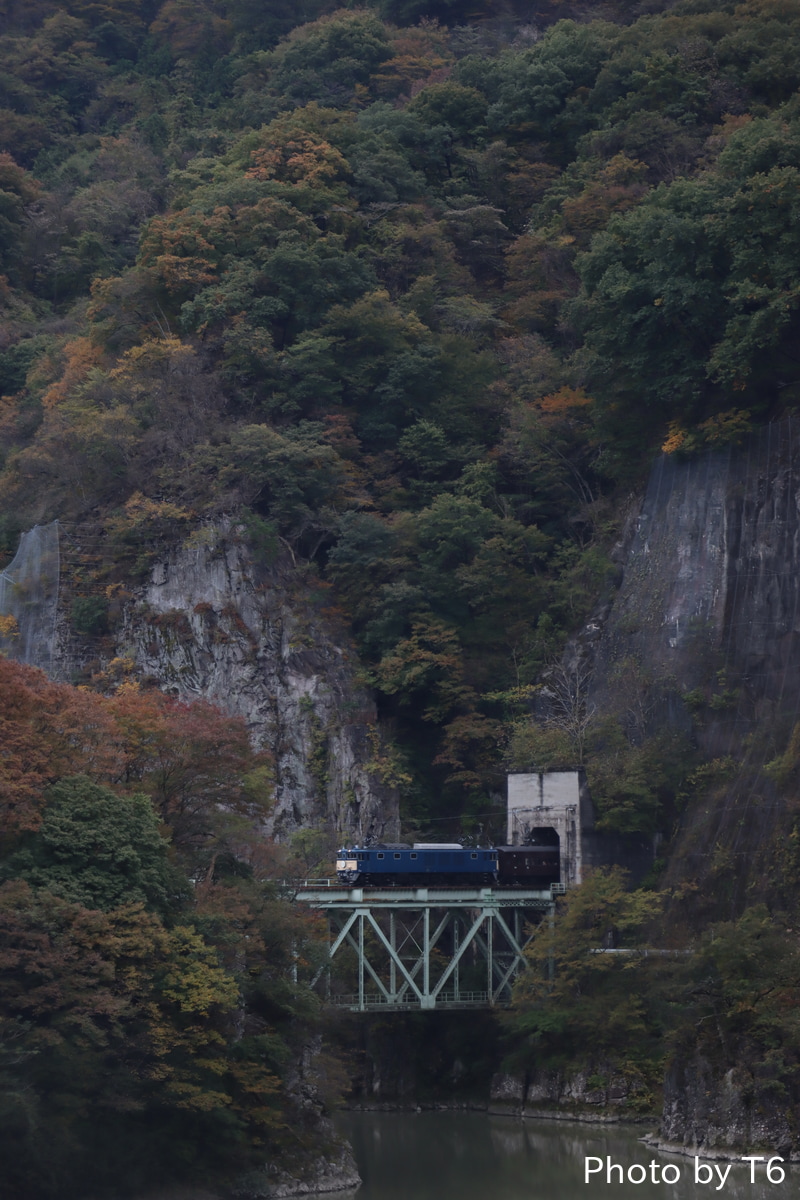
left=294, top=884, right=564, bottom=1013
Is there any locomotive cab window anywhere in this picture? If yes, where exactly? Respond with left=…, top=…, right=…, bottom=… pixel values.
left=470, top=852, right=478, bottom=859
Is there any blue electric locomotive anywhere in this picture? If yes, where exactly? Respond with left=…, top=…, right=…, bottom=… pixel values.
left=336, top=843, right=498, bottom=886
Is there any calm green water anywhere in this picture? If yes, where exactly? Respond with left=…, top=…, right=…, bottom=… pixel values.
left=333, top=1111, right=793, bottom=1200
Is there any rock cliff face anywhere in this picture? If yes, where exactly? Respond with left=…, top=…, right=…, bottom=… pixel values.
left=659, top=1053, right=795, bottom=1157
left=586, top=419, right=800, bottom=914
left=582, top=420, right=800, bottom=1152
left=233, top=1038, right=362, bottom=1198
left=593, top=420, right=800, bottom=737
left=110, top=524, right=400, bottom=843
left=488, top=1068, right=655, bottom=1121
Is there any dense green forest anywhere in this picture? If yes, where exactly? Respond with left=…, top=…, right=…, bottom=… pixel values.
left=3, top=0, right=800, bottom=1191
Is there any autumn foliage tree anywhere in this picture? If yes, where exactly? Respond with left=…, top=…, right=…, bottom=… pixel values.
left=0, top=659, right=330, bottom=1199
left=0, top=658, right=265, bottom=854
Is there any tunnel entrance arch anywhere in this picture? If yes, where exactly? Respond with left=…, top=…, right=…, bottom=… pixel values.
left=507, top=772, right=586, bottom=888
left=525, top=826, right=560, bottom=847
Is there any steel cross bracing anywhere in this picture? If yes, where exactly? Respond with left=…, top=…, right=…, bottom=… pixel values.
left=294, top=886, right=557, bottom=1013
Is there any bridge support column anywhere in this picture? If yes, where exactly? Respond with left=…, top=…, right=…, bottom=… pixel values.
left=389, top=911, right=396, bottom=1000
left=486, top=914, right=493, bottom=1003
left=453, top=917, right=460, bottom=1004
left=358, top=910, right=365, bottom=1012
left=423, top=906, right=430, bottom=1002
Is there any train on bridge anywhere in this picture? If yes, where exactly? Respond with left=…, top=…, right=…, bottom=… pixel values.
left=335, top=842, right=560, bottom=888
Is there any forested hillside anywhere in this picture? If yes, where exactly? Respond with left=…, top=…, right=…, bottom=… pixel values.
left=3, top=0, right=800, bottom=1189
left=3, top=0, right=799, bottom=831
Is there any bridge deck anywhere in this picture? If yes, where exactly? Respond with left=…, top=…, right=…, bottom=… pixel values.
left=294, top=885, right=559, bottom=909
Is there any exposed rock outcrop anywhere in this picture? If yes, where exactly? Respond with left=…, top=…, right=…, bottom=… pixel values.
left=580, top=420, right=800, bottom=913
left=580, top=420, right=800, bottom=1149
left=234, top=1032, right=361, bottom=1197
left=583, top=421, right=800, bottom=746
left=232, top=1141, right=361, bottom=1200
left=110, top=524, right=400, bottom=843
left=488, top=1068, right=656, bottom=1121
left=657, top=1052, right=796, bottom=1157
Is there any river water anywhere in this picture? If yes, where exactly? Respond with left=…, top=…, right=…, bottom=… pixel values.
left=335, top=1111, right=793, bottom=1200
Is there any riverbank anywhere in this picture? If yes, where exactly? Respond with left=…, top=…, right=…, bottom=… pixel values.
left=230, top=1141, right=361, bottom=1200
left=343, top=1088, right=800, bottom=1164
left=339, top=1109, right=795, bottom=1200
left=641, top=1136, right=800, bottom=1164
left=125, top=1095, right=800, bottom=1200
left=345, top=1097, right=655, bottom=1123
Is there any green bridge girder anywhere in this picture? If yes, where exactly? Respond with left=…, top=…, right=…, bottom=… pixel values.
left=294, top=885, right=562, bottom=1013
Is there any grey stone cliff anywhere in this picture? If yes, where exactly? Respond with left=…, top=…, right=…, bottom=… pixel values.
left=112, top=524, right=400, bottom=843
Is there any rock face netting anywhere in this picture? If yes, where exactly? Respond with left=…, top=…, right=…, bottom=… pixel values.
left=0, top=521, right=60, bottom=671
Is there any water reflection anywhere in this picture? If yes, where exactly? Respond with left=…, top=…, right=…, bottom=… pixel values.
left=333, top=1111, right=793, bottom=1200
